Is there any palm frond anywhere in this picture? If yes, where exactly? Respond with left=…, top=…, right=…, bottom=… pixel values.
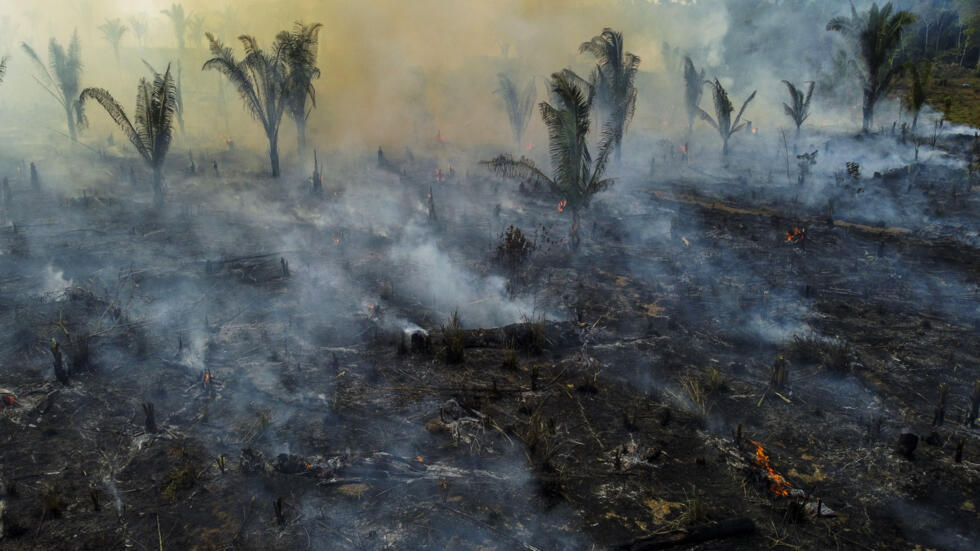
left=481, top=154, right=554, bottom=190
left=79, top=87, right=150, bottom=162
left=21, top=42, right=60, bottom=98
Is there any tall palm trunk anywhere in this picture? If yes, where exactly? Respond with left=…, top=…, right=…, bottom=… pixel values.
left=912, top=110, right=919, bottom=134
left=268, top=130, right=280, bottom=177
left=862, top=90, right=875, bottom=133
left=570, top=209, right=582, bottom=250
left=296, top=117, right=307, bottom=158
left=65, top=104, right=77, bottom=142
left=152, top=165, right=164, bottom=206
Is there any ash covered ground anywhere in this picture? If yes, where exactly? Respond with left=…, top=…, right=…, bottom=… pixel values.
left=1, top=1, right=980, bottom=550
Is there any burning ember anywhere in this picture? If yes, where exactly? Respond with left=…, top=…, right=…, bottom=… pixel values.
left=749, top=441, right=794, bottom=497
left=680, top=145, right=687, bottom=155
left=1, top=388, right=18, bottom=410
left=203, top=369, right=214, bottom=392
left=558, top=200, right=568, bottom=213
left=786, top=227, right=806, bottom=243
left=752, top=127, right=758, bottom=135
left=525, top=141, right=534, bottom=152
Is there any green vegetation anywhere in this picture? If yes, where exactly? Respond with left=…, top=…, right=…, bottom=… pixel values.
left=827, top=2, right=918, bottom=132
left=80, top=64, right=178, bottom=206
left=22, top=32, right=85, bottom=142
left=579, top=28, right=639, bottom=162
left=483, top=72, right=614, bottom=249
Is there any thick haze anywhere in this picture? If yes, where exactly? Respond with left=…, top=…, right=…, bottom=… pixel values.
left=0, top=0, right=742, bottom=155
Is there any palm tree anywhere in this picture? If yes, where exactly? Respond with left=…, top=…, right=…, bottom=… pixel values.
left=276, top=21, right=322, bottom=156
left=782, top=80, right=815, bottom=136
left=98, top=19, right=127, bottom=64
left=144, top=59, right=184, bottom=133
left=203, top=33, right=288, bottom=177
left=0, top=57, right=7, bottom=84
left=827, top=2, right=917, bottom=133
left=905, top=60, right=931, bottom=133
left=683, top=57, right=706, bottom=135
left=128, top=15, right=148, bottom=48
left=22, top=31, right=85, bottom=142
left=161, top=3, right=190, bottom=52
left=579, top=28, right=639, bottom=162
left=698, top=78, right=756, bottom=156
left=186, top=15, right=206, bottom=50
left=79, top=65, right=177, bottom=206
left=483, top=72, right=614, bottom=249
left=495, top=73, right=536, bottom=150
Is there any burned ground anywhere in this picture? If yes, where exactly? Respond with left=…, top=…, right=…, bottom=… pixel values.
left=1, top=129, right=978, bottom=551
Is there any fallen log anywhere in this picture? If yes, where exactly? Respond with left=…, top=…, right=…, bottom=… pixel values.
left=619, top=517, right=756, bottom=550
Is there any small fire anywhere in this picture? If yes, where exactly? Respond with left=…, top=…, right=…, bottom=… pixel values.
left=557, top=200, right=567, bottom=213
left=680, top=145, right=687, bottom=155
left=786, top=227, right=806, bottom=243
left=749, top=441, right=793, bottom=497
left=203, top=369, right=213, bottom=391
left=1, top=393, right=17, bottom=410
left=333, top=237, right=341, bottom=245
left=437, top=129, right=446, bottom=143
left=435, top=168, right=444, bottom=182
left=526, top=141, right=534, bottom=152
left=752, top=127, right=758, bottom=135
left=416, top=456, right=424, bottom=463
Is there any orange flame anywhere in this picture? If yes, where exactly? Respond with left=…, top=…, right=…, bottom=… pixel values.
left=333, top=237, right=341, bottom=245
left=786, top=227, right=806, bottom=243
left=558, top=200, right=567, bottom=213
left=526, top=141, right=534, bottom=152
left=416, top=456, right=424, bottom=463
left=752, top=127, right=758, bottom=135
left=680, top=145, right=687, bottom=155
left=749, top=441, right=793, bottom=497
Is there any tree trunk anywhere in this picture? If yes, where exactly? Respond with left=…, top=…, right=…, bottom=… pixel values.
left=912, top=110, right=919, bottom=135
left=296, top=117, right=307, bottom=160
left=66, top=104, right=77, bottom=142
left=269, top=132, right=281, bottom=178
left=862, top=91, right=875, bottom=134
left=569, top=209, right=581, bottom=251
left=722, top=136, right=729, bottom=156
left=152, top=165, right=164, bottom=207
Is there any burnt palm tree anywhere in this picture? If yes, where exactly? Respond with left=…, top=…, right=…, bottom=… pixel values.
left=782, top=80, right=815, bottom=136
left=22, top=31, right=85, bottom=142
left=827, top=2, right=917, bottom=133
left=683, top=56, right=705, bottom=135
left=483, top=72, right=614, bottom=249
left=79, top=65, right=177, bottom=206
left=203, top=33, right=288, bottom=177
left=698, top=78, right=756, bottom=156
left=99, top=19, right=127, bottom=63
left=905, top=60, right=931, bottom=133
left=579, top=28, right=639, bottom=162
left=495, top=73, right=536, bottom=150
left=276, top=21, right=322, bottom=156
left=161, top=3, right=190, bottom=52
